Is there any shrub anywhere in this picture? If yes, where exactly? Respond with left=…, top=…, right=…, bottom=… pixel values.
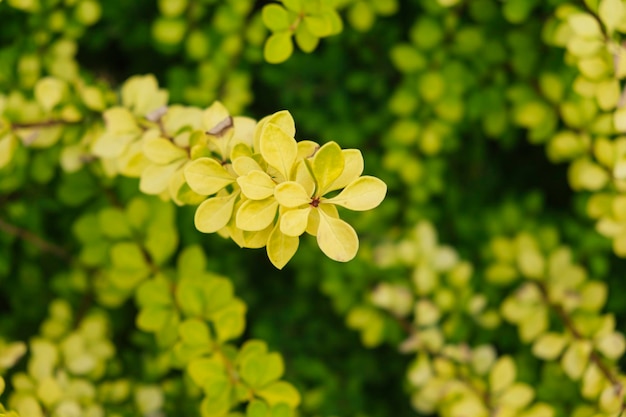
left=1, top=0, right=626, bottom=416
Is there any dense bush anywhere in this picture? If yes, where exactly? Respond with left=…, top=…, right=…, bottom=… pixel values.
left=1, top=0, right=626, bottom=416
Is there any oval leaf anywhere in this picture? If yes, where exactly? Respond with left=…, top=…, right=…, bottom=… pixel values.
left=280, top=207, right=311, bottom=237
left=260, top=122, right=297, bottom=180
left=316, top=211, right=358, bottom=262
left=184, top=157, right=235, bottom=196
left=264, top=32, right=294, bottom=64
left=266, top=225, right=299, bottom=269
left=236, top=198, right=279, bottom=231
left=274, top=181, right=311, bottom=208
left=326, top=176, right=386, bottom=211
left=237, top=170, right=276, bottom=200
left=194, top=194, right=238, bottom=233
left=313, top=141, right=344, bottom=196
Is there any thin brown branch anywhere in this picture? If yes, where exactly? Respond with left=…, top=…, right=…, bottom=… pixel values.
left=11, top=119, right=80, bottom=129
left=0, top=217, right=71, bottom=261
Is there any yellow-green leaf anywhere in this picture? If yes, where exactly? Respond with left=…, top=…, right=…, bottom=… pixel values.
left=233, top=155, right=264, bottom=176
left=194, top=193, right=238, bottom=233
left=266, top=224, right=299, bottom=269
left=143, top=137, right=187, bottom=164
left=326, top=176, right=387, bottom=210
left=34, top=77, right=66, bottom=110
left=280, top=207, right=311, bottom=237
left=489, top=355, right=516, bottom=394
left=236, top=198, right=279, bottom=231
left=237, top=170, right=276, bottom=200
left=184, top=157, right=235, bottom=196
left=316, top=211, right=359, bottom=262
left=312, top=141, right=344, bottom=195
left=263, top=4, right=290, bottom=32
left=0, top=133, right=17, bottom=169
left=264, top=32, right=293, bottom=64
left=260, top=122, right=297, bottom=180
left=532, top=332, right=568, bottom=360
left=498, top=383, right=535, bottom=409
left=598, top=0, right=625, bottom=34
left=274, top=181, right=311, bottom=208
left=256, top=381, right=301, bottom=408
left=561, top=340, right=592, bottom=380
left=327, top=149, right=364, bottom=192
left=295, top=24, right=319, bottom=53
left=139, top=161, right=184, bottom=195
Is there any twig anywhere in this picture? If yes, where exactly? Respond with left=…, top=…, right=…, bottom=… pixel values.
left=0, top=217, right=71, bottom=261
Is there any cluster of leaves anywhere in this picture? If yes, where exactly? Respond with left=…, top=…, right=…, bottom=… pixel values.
left=4, top=0, right=626, bottom=417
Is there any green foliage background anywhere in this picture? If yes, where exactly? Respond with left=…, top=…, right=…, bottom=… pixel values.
left=2, top=0, right=626, bottom=416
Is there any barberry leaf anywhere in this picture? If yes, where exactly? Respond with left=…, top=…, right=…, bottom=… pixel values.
left=264, top=32, right=294, bottom=64
left=274, top=181, right=311, bottom=208
left=260, top=122, right=297, bottom=179
left=266, top=224, right=299, bottom=269
left=312, top=141, right=344, bottom=195
left=316, top=211, right=358, bottom=262
left=194, top=193, right=238, bottom=233
left=280, top=207, right=311, bottom=237
left=237, top=170, right=276, bottom=200
left=326, top=176, right=387, bottom=210
left=236, top=198, right=279, bottom=231
left=184, top=157, right=235, bottom=196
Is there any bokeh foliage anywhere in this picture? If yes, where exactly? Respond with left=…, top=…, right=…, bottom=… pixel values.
left=2, top=0, right=626, bottom=417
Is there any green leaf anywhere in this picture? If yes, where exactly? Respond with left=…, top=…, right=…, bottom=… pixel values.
left=263, top=4, right=290, bottom=32
left=271, top=403, right=291, bottom=417
left=187, top=356, right=228, bottom=387
left=194, top=193, right=238, bottom=233
left=281, top=0, right=301, bottom=12
left=260, top=122, right=297, bottom=180
left=304, top=14, right=332, bottom=37
left=237, top=340, right=269, bottom=366
left=236, top=198, right=279, bottom=231
left=177, top=245, right=208, bottom=277
left=97, top=207, right=132, bottom=239
left=266, top=224, right=299, bottom=269
left=110, top=242, right=149, bottom=271
left=136, top=306, right=174, bottom=332
left=264, top=32, right=294, bottom=64
left=312, top=141, right=344, bottom=195
left=184, top=157, right=235, bottom=196
left=176, top=279, right=205, bottom=317
left=247, top=400, right=269, bottom=417
left=202, top=277, right=235, bottom=315
left=316, top=211, right=359, bottom=262
left=136, top=275, right=173, bottom=308
left=179, top=318, right=212, bottom=346
left=241, top=351, right=284, bottom=388
left=256, top=381, right=301, bottom=408
left=237, top=171, right=277, bottom=200
left=212, top=299, right=246, bottom=342
left=295, top=24, right=319, bottom=53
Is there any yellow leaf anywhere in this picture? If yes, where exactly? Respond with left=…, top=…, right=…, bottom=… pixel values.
left=256, top=381, right=301, bottom=408
left=599, top=384, right=624, bottom=413
left=532, top=332, right=568, bottom=360
left=325, top=176, right=387, bottom=210
left=598, top=0, right=625, bottom=34
left=312, top=141, right=344, bottom=195
left=568, top=13, right=603, bottom=38
left=259, top=122, right=297, bottom=180
left=595, top=332, right=626, bottom=359
left=489, top=355, right=516, bottom=394
left=194, top=193, right=238, bottom=233
left=169, top=168, right=206, bottom=206
left=184, top=157, right=235, bottom=196
left=274, top=181, right=311, bottom=208
left=614, top=106, right=626, bottom=133
left=280, top=207, right=311, bottom=237
left=139, top=161, right=185, bottom=195
left=34, top=76, right=66, bottom=110
left=306, top=203, right=338, bottom=236
left=581, top=363, right=603, bottom=399
left=143, top=137, right=187, bottom=164
left=121, top=74, right=168, bottom=116
left=241, top=224, right=273, bottom=249
left=0, top=133, right=17, bottom=169
left=294, top=160, right=316, bottom=196
left=498, top=383, right=535, bottom=409
left=327, top=149, right=364, bottom=192
left=266, top=224, right=299, bottom=269
left=202, top=101, right=232, bottom=135
left=316, top=211, right=359, bottom=262
left=237, top=170, right=276, bottom=200
left=103, top=107, right=141, bottom=135
left=235, top=198, right=279, bottom=231
left=232, top=155, right=264, bottom=176
left=561, top=340, right=592, bottom=380
left=297, top=140, right=319, bottom=159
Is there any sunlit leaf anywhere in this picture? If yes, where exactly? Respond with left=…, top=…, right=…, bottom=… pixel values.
left=194, top=193, right=238, bottom=233
left=316, top=211, right=358, bottom=262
